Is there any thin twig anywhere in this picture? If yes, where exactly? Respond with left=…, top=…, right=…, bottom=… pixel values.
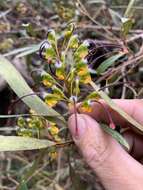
left=77, top=24, right=143, bottom=34
left=73, top=100, right=78, bottom=136
left=121, top=67, right=127, bottom=99
left=75, top=0, right=119, bottom=41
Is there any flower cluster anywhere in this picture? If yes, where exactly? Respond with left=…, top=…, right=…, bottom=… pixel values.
left=17, top=24, right=116, bottom=141
left=39, top=24, right=98, bottom=112
left=17, top=109, right=45, bottom=138
left=17, top=109, right=62, bottom=142
left=47, top=122, right=62, bottom=142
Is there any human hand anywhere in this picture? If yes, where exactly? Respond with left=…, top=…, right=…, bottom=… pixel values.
left=68, top=99, right=143, bottom=190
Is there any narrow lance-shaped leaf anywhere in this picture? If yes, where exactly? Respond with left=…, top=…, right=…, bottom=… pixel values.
left=90, top=81, right=143, bottom=133
left=100, top=124, right=129, bottom=150
left=18, top=181, right=28, bottom=190
left=0, top=55, right=66, bottom=126
left=3, top=44, right=40, bottom=57
left=96, top=53, right=125, bottom=74
left=0, top=136, right=55, bottom=151
left=16, top=45, right=40, bottom=58
left=124, top=0, right=136, bottom=17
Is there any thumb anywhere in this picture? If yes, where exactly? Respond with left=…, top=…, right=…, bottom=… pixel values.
left=68, top=114, right=143, bottom=190
left=68, top=114, right=121, bottom=168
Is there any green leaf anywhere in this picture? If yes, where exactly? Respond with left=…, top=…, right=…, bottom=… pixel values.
left=3, top=44, right=40, bottom=57
left=90, top=81, right=143, bottom=133
left=96, top=53, right=124, bottom=74
left=0, top=55, right=66, bottom=126
left=100, top=124, right=129, bottom=150
left=16, top=45, right=40, bottom=58
left=19, top=181, right=28, bottom=190
left=0, top=136, right=55, bottom=151
left=124, top=0, right=136, bottom=17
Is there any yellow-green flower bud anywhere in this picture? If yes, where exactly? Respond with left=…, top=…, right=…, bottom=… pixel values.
left=68, top=34, right=79, bottom=49
left=44, top=93, right=61, bottom=107
left=52, top=85, right=65, bottom=98
left=79, top=100, right=92, bottom=113
left=55, top=61, right=65, bottom=80
left=41, top=71, right=55, bottom=87
left=74, top=40, right=89, bottom=62
left=17, top=128, right=33, bottom=137
left=45, top=47, right=56, bottom=60
left=28, top=118, right=44, bottom=129
left=86, top=91, right=100, bottom=101
left=47, top=29, right=56, bottom=45
left=64, top=23, right=75, bottom=38
left=17, top=117, right=26, bottom=128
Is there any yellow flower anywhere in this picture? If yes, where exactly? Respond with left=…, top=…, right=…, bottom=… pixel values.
left=49, top=125, right=59, bottom=136
left=45, top=99, right=58, bottom=107
left=55, top=61, right=65, bottom=80
left=48, top=122, right=62, bottom=142
left=78, top=51, right=88, bottom=59
left=79, top=100, right=93, bottom=113
left=79, top=74, right=92, bottom=84
left=56, top=69, right=65, bottom=80
left=77, top=67, right=88, bottom=76
left=44, top=93, right=60, bottom=107
left=42, top=79, right=52, bottom=87
left=27, top=119, right=33, bottom=128
left=68, top=102, right=73, bottom=110
left=79, top=105, right=92, bottom=113
left=48, top=151, right=58, bottom=161
left=82, top=75, right=92, bottom=84
left=57, top=75, right=65, bottom=80
left=74, top=41, right=89, bottom=61
left=54, top=135, right=62, bottom=142
left=76, top=59, right=91, bottom=83
left=41, top=71, right=55, bottom=87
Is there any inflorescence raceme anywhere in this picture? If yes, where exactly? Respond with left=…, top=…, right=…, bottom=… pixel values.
left=17, top=24, right=117, bottom=159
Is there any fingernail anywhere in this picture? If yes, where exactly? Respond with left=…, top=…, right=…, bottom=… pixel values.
left=68, top=114, right=86, bottom=140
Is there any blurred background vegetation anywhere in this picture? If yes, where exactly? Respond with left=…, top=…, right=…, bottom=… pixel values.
left=1, top=0, right=143, bottom=189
